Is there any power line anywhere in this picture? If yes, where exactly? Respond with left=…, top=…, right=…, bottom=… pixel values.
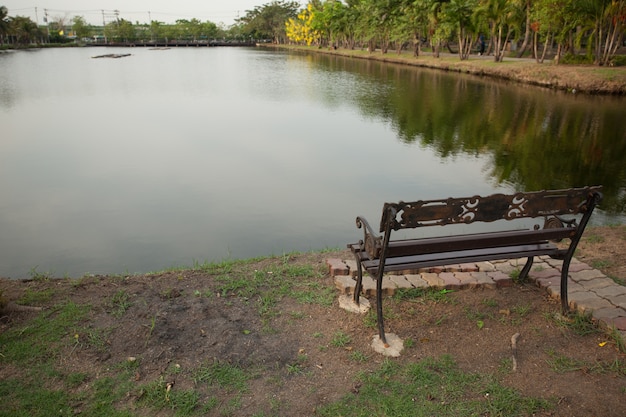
left=6, top=6, right=247, bottom=25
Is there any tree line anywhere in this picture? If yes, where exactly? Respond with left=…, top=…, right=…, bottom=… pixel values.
left=286, top=0, right=625, bottom=66
left=2, top=1, right=625, bottom=65
left=0, top=2, right=300, bottom=47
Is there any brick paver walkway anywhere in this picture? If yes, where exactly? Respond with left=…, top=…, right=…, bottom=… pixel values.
left=327, top=256, right=626, bottom=342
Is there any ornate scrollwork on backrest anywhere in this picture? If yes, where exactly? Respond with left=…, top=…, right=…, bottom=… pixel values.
left=381, top=186, right=602, bottom=232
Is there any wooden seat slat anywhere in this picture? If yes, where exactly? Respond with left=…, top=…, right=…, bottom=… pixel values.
left=360, top=243, right=560, bottom=272
left=378, top=228, right=574, bottom=258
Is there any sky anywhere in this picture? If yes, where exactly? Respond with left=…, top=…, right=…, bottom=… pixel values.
left=3, top=1, right=304, bottom=27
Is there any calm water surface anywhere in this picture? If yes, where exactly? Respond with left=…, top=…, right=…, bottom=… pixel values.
left=1, top=47, right=624, bottom=278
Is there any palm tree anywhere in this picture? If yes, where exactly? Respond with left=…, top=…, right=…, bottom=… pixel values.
left=516, top=0, right=533, bottom=57
left=443, top=0, right=479, bottom=60
left=477, top=0, right=523, bottom=62
left=573, top=0, right=625, bottom=65
left=9, top=15, right=39, bottom=45
left=1, top=5, right=10, bottom=44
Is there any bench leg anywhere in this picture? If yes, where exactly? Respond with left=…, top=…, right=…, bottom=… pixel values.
left=352, top=254, right=363, bottom=306
left=519, top=257, right=534, bottom=282
left=560, top=257, right=572, bottom=314
left=522, top=254, right=571, bottom=314
left=376, top=268, right=388, bottom=347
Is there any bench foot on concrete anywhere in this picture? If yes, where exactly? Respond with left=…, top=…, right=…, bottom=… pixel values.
left=338, top=295, right=370, bottom=313
left=372, top=333, right=404, bottom=357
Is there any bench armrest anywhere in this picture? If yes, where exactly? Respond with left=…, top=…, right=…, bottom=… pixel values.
left=356, top=216, right=383, bottom=259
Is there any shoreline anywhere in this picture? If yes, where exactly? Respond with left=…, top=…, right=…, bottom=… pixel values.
left=1, top=225, right=623, bottom=281
left=265, top=44, right=626, bottom=96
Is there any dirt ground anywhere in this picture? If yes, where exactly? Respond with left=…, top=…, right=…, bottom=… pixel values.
left=1, top=225, right=626, bottom=416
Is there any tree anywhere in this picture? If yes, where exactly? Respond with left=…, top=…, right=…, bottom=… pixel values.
left=401, top=0, right=432, bottom=57
left=49, top=15, right=71, bottom=40
left=353, top=0, right=378, bottom=52
left=72, top=16, right=93, bottom=40
left=150, top=20, right=164, bottom=42
left=516, top=0, right=533, bottom=57
left=428, top=0, right=450, bottom=58
left=238, top=1, right=300, bottom=43
left=104, top=18, right=136, bottom=42
left=441, top=0, right=479, bottom=60
left=175, top=18, right=206, bottom=41
left=286, top=3, right=319, bottom=45
left=477, top=0, right=523, bottom=62
left=163, top=23, right=182, bottom=41
left=313, top=0, right=346, bottom=47
left=8, top=15, right=39, bottom=45
left=201, top=21, right=220, bottom=40
left=390, top=3, right=415, bottom=54
left=572, top=0, right=626, bottom=65
left=530, top=0, right=575, bottom=64
left=599, top=0, right=626, bottom=65
left=374, top=0, right=406, bottom=54
left=0, top=5, right=9, bottom=44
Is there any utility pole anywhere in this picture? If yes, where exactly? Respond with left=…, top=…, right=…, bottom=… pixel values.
left=44, top=9, right=50, bottom=43
left=34, top=7, right=42, bottom=43
left=148, top=11, right=154, bottom=42
left=102, top=10, right=107, bottom=43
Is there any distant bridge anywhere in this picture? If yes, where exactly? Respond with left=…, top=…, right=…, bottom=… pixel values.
left=90, top=41, right=258, bottom=48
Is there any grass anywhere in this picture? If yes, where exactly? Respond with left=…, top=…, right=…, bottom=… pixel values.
left=83, top=326, right=112, bottom=352
left=511, top=304, right=532, bottom=317
left=16, top=288, right=55, bottom=305
left=113, top=360, right=259, bottom=415
left=482, top=297, right=499, bottom=308
left=460, top=299, right=533, bottom=329
left=509, top=268, right=523, bottom=283
left=465, top=306, right=490, bottom=322
left=107, top=289, right=133, bottom=318
left=28, top=266, right=53, bottom=281
left=193, top=361, right=252, bottom=392
left=393, top=287, right=454, bottom=303
left=207, top=253, right=330, bottom=329
left=0, top=301, right=140, bottom=417
left=138, top=376, right=200, bottom=416
left=585, top=234, right=605, bottom=244
left=548, top=310, right=600, bottom=336
left=546, top=350, right=626, bottom=376
left=0, top=301, right=90, bottom=364
left=592, top=259, right=613, bottom=269
left=609, top=274, right=626, bottom=286
left=350, top=350, right=369, bottom=363
left=316, top=355, right=553, bottom=416
left=330, top=331, right=352, bottom=348
left=545, top=351, right=588, bottom=373
left=608, top=326, right=626, bottom=353
left=3, top=249, right=625, bottom=415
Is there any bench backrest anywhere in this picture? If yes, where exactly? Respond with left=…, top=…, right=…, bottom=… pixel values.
left=380, top=186, right=603, bottom=232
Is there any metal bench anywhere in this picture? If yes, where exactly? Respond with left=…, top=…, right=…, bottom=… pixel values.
left=348, top=187, right=603, bottom=346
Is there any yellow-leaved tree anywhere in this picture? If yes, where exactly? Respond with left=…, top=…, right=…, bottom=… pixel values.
left=285, top=3, right=319, bottom=46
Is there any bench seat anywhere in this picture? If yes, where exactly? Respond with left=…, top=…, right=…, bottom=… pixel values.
left=351, top=241, right=559, bottom=273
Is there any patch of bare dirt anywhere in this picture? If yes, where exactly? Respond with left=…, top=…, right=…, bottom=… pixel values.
left=1, top=226, right=626, bottom=416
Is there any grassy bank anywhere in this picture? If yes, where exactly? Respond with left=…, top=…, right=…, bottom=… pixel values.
left=269, top=44, right=626, bottom=95
left=1, top=226, right=626, bottom=416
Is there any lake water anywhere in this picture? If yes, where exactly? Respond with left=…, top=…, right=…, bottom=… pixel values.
left=1, top=47, right=625, bottom=278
